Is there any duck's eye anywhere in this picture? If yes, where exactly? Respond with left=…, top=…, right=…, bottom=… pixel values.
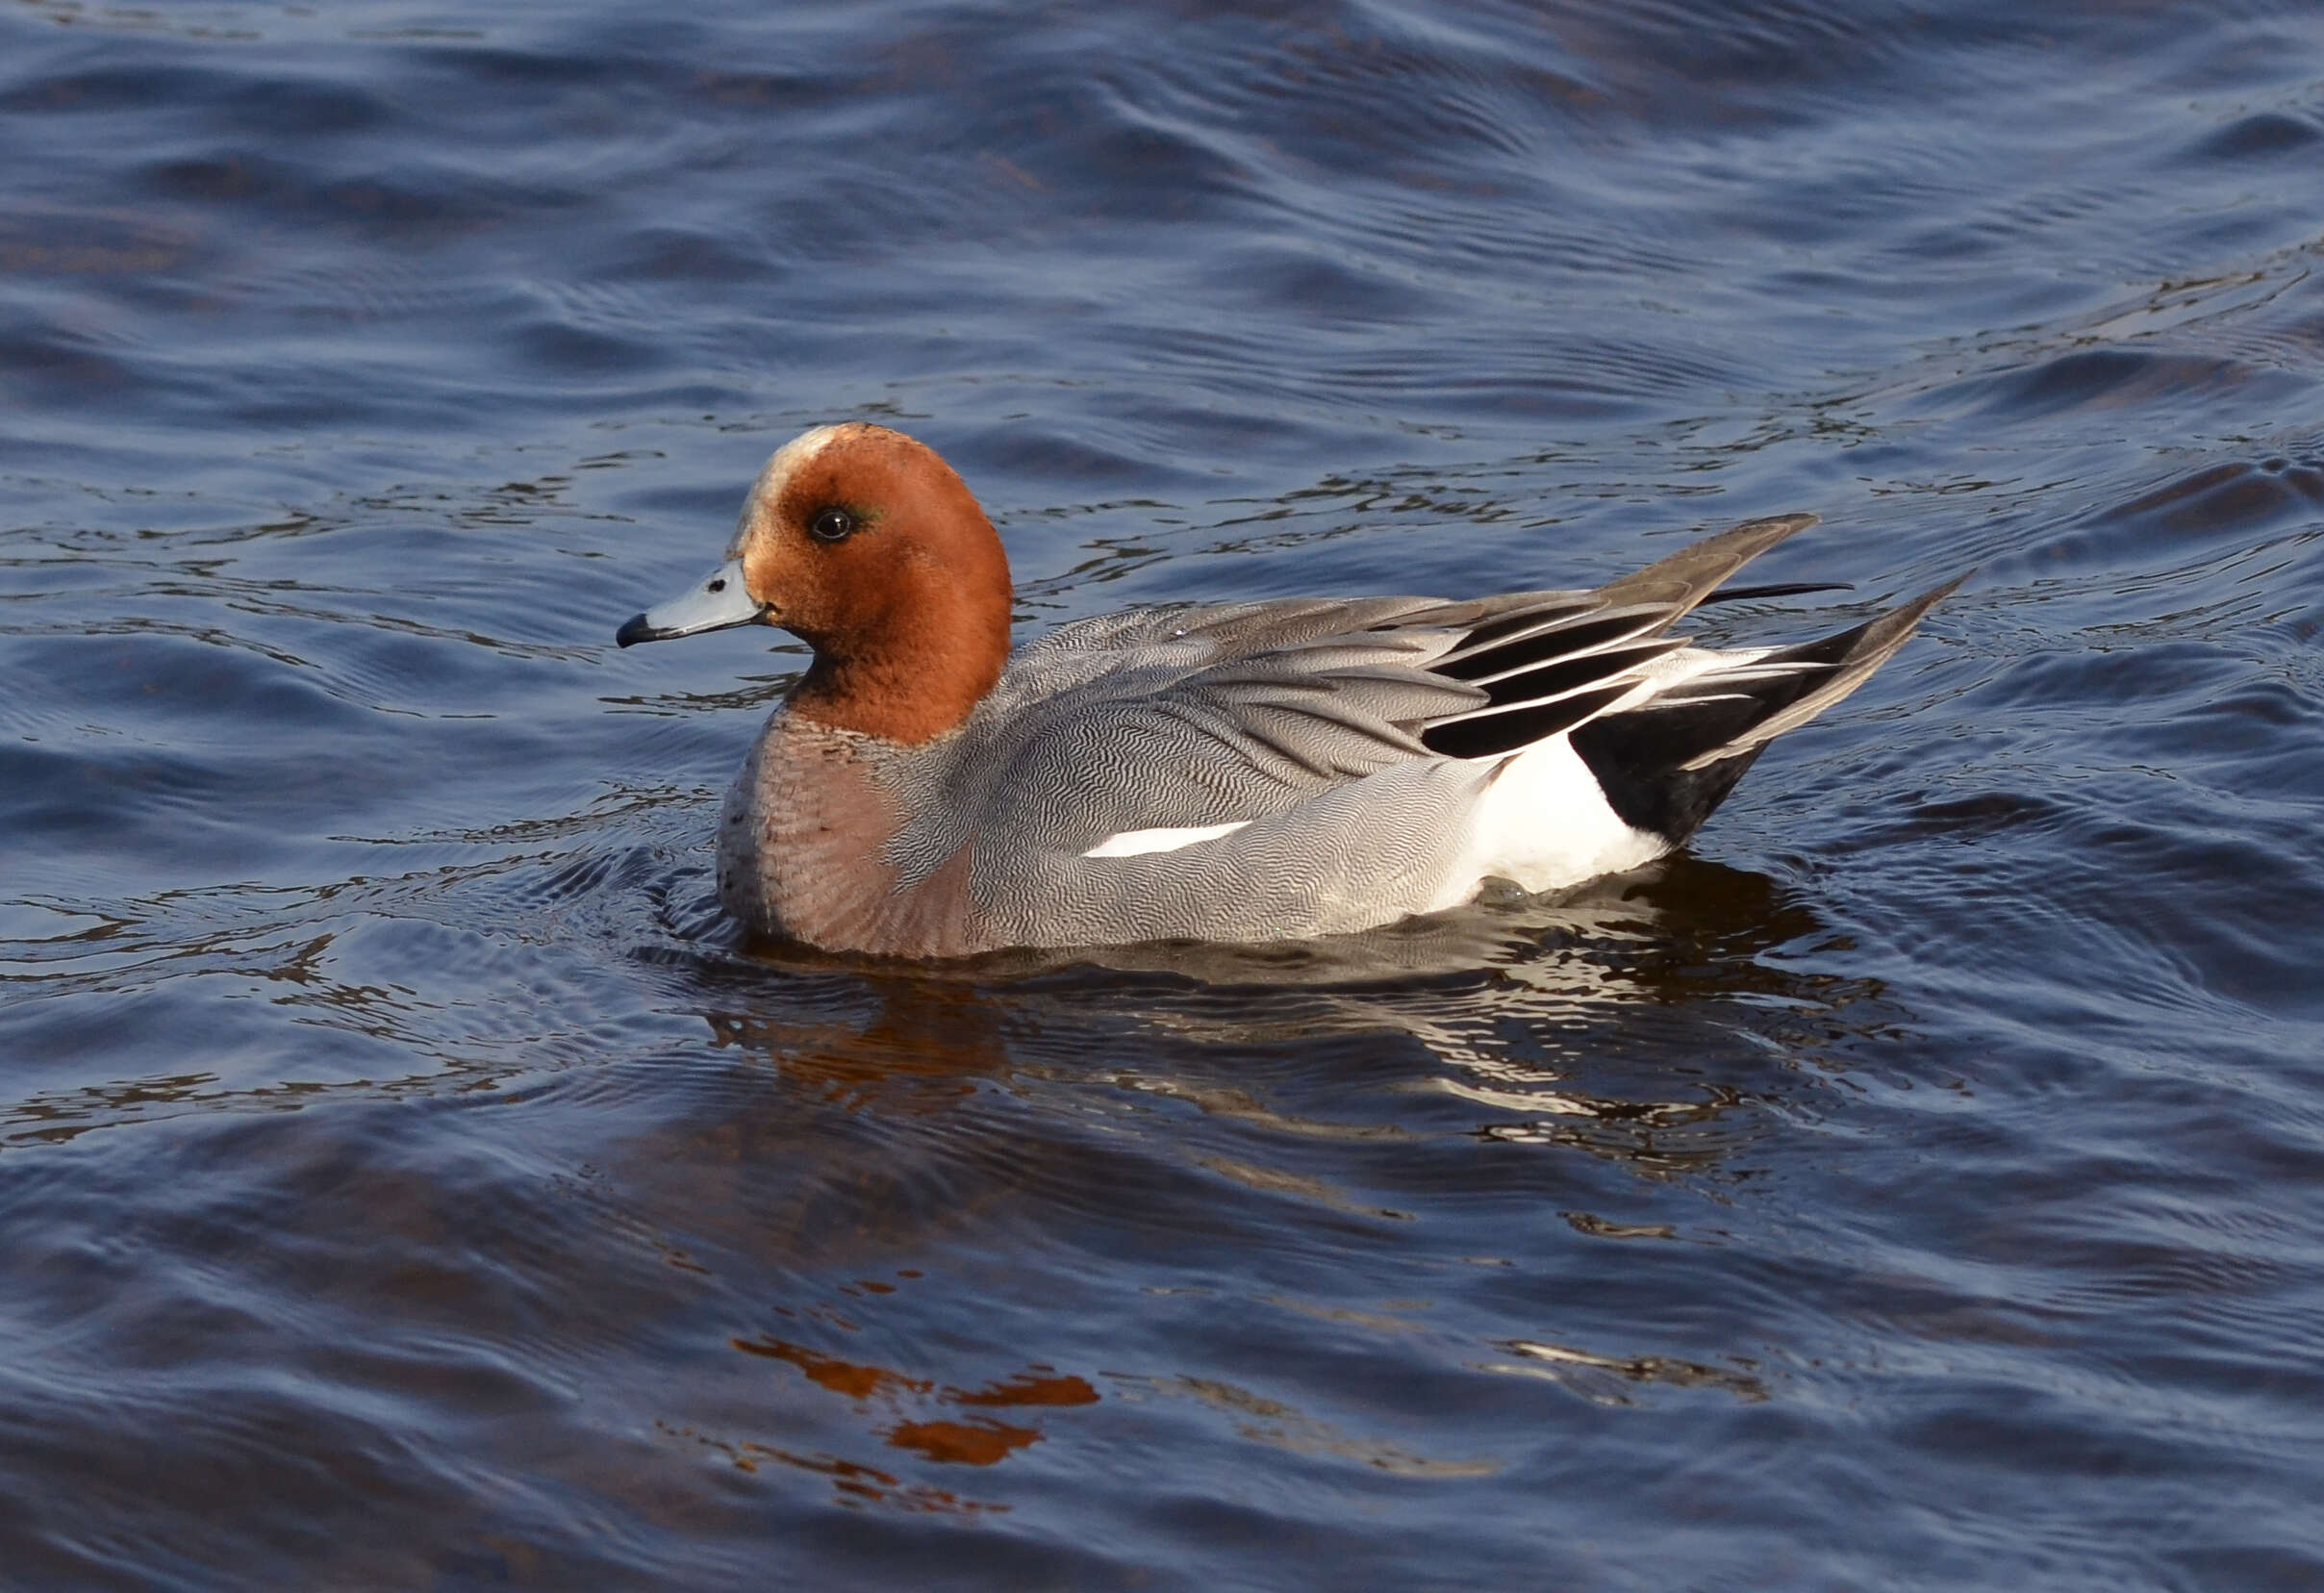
left=808, top=506, right=857, bottom=544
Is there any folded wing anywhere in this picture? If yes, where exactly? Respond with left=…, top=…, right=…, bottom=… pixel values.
left=953, top=512, right=1951, bottom=860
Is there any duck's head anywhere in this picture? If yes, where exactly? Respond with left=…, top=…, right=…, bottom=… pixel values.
left=617, top=423, right=1014, bottom=743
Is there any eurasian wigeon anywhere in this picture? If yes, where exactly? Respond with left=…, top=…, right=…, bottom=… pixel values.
left=617, top=422, right=1958, bottom=958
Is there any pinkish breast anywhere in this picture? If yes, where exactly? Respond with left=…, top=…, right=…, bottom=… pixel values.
left=717, top=712, right=986, bottom=957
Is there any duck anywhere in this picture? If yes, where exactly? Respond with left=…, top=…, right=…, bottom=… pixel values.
left=616, top=422, right=1958, bottom=958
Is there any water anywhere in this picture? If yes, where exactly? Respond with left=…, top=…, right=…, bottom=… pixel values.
left=4, top=0, right=2322, bottom=1585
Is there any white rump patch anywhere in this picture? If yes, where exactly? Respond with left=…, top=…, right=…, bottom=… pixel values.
left=1082, top=820, right=1252, bottom=859
left=1433, top=735, right=1665, bottom=904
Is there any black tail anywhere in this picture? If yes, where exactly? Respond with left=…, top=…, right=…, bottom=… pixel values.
left=1570, top=575, right=1964, bottom=844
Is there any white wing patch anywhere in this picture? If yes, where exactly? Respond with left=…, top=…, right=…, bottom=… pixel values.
left=1082, top=820, right=1253, bottom=859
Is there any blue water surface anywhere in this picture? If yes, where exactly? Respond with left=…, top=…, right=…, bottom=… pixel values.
left=3, top=1, right=2323, bottom=1586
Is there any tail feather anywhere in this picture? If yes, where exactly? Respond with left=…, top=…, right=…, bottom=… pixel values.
left=1675, top=574, right=1965, bottom=771
left=1570, top=574, right=1963, bottom=842
left=1591, top=513, right=1819, bottom=613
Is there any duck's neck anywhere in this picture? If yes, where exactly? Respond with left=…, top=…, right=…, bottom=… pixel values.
left=788, top=571, right=1011, bottom=745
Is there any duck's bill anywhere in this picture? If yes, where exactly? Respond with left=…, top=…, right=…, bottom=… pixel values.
left=616, top=558, right=763, bottom=646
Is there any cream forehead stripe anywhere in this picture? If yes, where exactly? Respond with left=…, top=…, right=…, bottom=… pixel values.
left=727, top=424, right=846, bottom=553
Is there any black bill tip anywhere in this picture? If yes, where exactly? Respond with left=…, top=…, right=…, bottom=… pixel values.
left=615, top=613, right=657, bottom=648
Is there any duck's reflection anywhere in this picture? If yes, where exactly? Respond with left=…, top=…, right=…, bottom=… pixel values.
left=640, top=856, right=1873, bottom=1514
left=690, top=853, right=1865, bottom=1157
left=700, top=968, right=1010, bottom=1113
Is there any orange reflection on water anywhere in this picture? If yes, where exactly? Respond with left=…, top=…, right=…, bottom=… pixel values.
left=733, top=1335, right=1099, bottom=1467
left=884, top=1419, right=1041, bottom=1466
left=950, top=1370, right=1099, bottom=1408
left=735, top=1337, right=931, bottom=1401
left=656, top=1422, right=1009, bottom=1516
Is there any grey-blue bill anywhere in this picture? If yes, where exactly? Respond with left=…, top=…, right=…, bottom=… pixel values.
left=616, top=556, right=761, bottom=646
